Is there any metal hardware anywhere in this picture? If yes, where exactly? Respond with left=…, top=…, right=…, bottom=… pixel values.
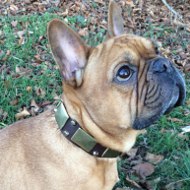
left=92, top=151, right=99, bottom=156
left=63, top=130, right=69, bottom=136
left=71, top=120, right=76, bottom=126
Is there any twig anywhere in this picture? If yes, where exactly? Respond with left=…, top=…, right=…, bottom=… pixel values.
left=161, top=0, right=183, bottom=20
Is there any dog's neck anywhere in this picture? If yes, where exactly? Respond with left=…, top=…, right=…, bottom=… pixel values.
left=61, top=85, right=141, bottom=154
left=55, top=101, right=121, bottom=158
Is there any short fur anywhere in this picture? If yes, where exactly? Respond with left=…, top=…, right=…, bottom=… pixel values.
left=0, top=1, right=185, bottom=190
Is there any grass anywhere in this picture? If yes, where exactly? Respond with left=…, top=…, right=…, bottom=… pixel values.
left=0, top=12, right=190, bottom=190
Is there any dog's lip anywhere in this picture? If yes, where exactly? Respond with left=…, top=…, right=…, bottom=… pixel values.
left=166, top=82, right=186, bottom=113
left=175, top=83, right=186, bottom=107
left=164, top=83, right=186, bottom=114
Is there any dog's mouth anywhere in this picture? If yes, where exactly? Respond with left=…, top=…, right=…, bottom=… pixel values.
left=165, top=82, right=186, bottom=114
left=133, top=75, right=186, bottom=130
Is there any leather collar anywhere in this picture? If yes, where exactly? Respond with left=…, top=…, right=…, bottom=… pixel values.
left=54, top=101, right=121, bottom=158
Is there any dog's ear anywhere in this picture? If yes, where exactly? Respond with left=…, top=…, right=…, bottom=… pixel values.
left=47, top=19, right=89, bottom=87
left=107, top=0, right=125, bottom=38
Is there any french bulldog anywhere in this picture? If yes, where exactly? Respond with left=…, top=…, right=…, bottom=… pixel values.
left=0, top=1, right=186, bottom=190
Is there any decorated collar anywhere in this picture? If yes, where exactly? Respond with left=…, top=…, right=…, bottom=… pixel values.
left=54, top=101, right=121, bottom=158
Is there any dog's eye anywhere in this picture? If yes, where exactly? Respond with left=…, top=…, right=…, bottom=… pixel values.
left=116, top=65, right=133, bottom=81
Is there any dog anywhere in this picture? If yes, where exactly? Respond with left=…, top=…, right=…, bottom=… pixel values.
left=0, top=1, right=186, bottom=190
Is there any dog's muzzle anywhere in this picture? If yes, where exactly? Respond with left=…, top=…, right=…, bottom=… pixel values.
left=133, top=57, right=186, bottom=130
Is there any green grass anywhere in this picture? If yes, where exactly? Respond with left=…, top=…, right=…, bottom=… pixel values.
left=1, top=12, right=190, bottom=189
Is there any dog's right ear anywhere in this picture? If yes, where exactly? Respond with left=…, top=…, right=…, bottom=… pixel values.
left=107, top=0, right=125, bottom=38
left=47, top=19, right=89, bottom=87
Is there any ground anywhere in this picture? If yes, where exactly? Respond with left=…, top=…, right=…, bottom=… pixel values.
left=0, top=0, right=190, bottom=189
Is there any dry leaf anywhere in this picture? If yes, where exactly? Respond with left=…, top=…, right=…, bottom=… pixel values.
left=78, top=28, right=88, bottom=37
left=167, top=117, right=183, bottom=123
left=94, top=0, right=105, bottom=5
left=16, top=30, right=25, bottom=38
left=35, top=87, right=46, bottom=97
left=133, top=162, right=155, bottom=179
left=10, top=4, right=18, bottom=13
left=178, top=133, right=189, bottom=140
left=26, top=86, right=32, bottom=92
left=30, top=99, right=40, bottom=116
left=34, top=54, right=43, bottom=64
left=125, top=176, right=142, bottom=188
left=145, top=152, right=164, bottom=164
left=186, top=99, right=190, bottom=106
left=10, top=97, right=19, bottom=106
left=0, top=109, right=8, bottom=120
left=126, top=148, right=138, bottom=158
left=15, top=107, right=30, bottom=120
left=11, top=20, right=18, bottom=27
left=181, top=126, right=190, bottom=134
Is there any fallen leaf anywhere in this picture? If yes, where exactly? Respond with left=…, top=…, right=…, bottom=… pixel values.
left=178, top=133, right=189, bottom=140
left=125, top=176, right=142, bottom=188
left=126, top=148, right=138, bottom=158
left=145, top=152, right=164, bottom=164
left=16, top=30, right=25, bottom=38
left=78, top=28, right=88, bottom=37
left=181, top=126, right=190, bottom=134
left=10, top=4, right=18, bottom=14
left=94, top=0, right=105, bottom=5
left=0, top=109, right=8, bottom=121
left=11, top=20, right=18, bottom=27
left=10, top=97, right=19, bottom=106
left=167, top=117, right=183, bottom=123
left=30, top=99, right=40, bottom=115
left=133, top=162, right=155, bottom=179
left=26, top=86, right=32, bottom=92
left=35, top=87, right=46, bottom=98
left=186, top=99, right=190, bottom=106
left=15, top=107, right=30, bottom=120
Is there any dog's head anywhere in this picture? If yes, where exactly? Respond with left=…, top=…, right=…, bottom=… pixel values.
left=47, top=1, right=186, bottom=133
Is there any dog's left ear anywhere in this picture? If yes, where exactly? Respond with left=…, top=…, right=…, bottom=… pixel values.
left=48, top=19, right=89, bottom=87
left=107, top=0, right=125, bottom=38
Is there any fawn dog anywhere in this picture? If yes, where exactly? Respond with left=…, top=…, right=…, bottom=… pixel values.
left=0, top=1, right=185, bottom=190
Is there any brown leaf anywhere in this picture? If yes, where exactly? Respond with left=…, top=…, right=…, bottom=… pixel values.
left=167, top=117, right=183, bottom=123
left=133, top=162, right=155, bottom=179
left=11, top=20, right=18, bottom=27
left=34, top=54, right=43, bottom=64
left=186, top=99, right=190, bottom=106
left=126, top=148, right=138, bottom=158
left=78, top=28, right=88, bottom=37
left=26, top=86, right=32, bottom=92
left=125, top=176, right=142, bottom=188
left=145, top=152, right=164, bottom=164
left=94, top=0, right=105, bottom=5
left=178, top=133, right=189, bottom=140
left=15, top=107, right=30, bottom=120
left=35, top=87, right=46, bottom=97
left=10, top=97, right=19, bottom=106
left=0, top=109, right=8, bottom=121
left=10, top=4, right=18, bottom=14
left=30, top=99, right=40, bottom=116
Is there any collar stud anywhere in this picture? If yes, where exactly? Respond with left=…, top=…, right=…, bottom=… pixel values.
left=92, top=151, right=99, bottom=156
left=71, top=120, right=76, bottom=126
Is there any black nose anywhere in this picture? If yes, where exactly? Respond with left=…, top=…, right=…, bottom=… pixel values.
left=151, top=57, right=172, bottom=73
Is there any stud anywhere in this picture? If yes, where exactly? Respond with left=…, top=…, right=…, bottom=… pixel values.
left=63, top=130, right=69, bottom=136
left=92, top=151, right=99, bottom=156
left=71, top=120, right=76, bottom=126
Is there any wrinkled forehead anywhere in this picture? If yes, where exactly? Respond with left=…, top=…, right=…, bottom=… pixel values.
left=95, top=35, right=157, bottom=67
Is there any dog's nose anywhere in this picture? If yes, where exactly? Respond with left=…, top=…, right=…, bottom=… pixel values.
left=151, top=57, right=171, bottom=73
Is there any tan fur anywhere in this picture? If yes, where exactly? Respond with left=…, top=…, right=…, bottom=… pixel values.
left=0, top=1, right=180, bottom=190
